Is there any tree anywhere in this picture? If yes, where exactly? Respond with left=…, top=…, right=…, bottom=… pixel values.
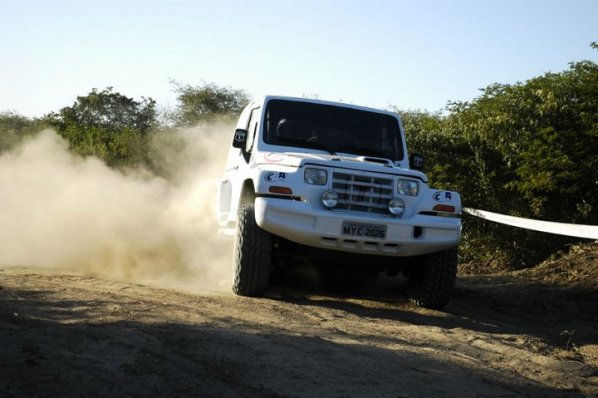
left=46, top=88, right=157, bottom=168
left=0, top=112, right=49, bottom=153
left=48, top=87, right=156, bottom=134
left=168, top=81, right=249, bottom=126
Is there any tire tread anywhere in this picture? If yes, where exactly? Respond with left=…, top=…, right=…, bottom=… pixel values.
left=408, top=248, right=458, bottom=310
left=232, top=205, right=272, bottom=296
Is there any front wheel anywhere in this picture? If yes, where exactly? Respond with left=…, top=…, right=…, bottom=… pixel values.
left=232, top=205, right=272, bottom=296
left=407, top=248, right=458, bottom=310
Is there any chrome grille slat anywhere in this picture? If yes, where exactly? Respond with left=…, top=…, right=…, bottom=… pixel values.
left=337, top=199, right=388, bottom=208
left=336, top=190, right=393, bottom=199
left=332, top=172, right=393, bottom=215
left=334, top=180, right=389, bottom=189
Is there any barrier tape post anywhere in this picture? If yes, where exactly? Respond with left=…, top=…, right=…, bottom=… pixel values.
left=463, top=208, right=598, bottom=240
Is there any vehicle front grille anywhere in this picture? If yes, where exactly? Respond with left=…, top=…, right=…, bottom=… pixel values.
left=332, top=172, right=393, bottom=215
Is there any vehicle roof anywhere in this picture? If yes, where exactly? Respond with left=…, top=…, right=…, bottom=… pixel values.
left=249, top=95, right=401, bottom=119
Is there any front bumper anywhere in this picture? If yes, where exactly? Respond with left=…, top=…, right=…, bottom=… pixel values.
left=255, top=197, right=461, bottom=257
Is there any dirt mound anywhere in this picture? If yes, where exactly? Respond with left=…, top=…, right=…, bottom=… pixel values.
left=514, top=242, right=598, bottom=290
left=460, top=242, right=598, bottom=290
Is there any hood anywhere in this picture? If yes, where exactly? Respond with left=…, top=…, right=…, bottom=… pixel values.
left=254, top=151, right=428, bottom=182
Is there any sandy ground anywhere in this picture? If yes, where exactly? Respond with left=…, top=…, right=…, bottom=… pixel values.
left=1, top=255, right=597, bottom=398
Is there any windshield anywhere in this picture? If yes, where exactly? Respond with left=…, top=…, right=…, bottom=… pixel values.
left=263, top=99, right=404, bottom=160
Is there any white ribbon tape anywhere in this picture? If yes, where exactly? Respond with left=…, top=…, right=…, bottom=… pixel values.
left=463, top=208, right=598, bottom=240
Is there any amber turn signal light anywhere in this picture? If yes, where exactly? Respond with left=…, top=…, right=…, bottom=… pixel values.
left=269, top=186, right=293, bottom=195
left=433, top=204, right=455, bottom=213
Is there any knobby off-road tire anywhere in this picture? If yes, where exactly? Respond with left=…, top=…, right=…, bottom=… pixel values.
left=407, top=248, right=458, bottom=310
left=232, top=205, right=272, bottom=296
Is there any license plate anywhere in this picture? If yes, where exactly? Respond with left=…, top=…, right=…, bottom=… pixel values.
left=341, top=222, right=387, bottom=239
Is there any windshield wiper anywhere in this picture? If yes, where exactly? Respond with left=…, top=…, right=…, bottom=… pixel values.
left=335, top=144, right=388, bottom=159
left=276, top=136, right=335, bottom=155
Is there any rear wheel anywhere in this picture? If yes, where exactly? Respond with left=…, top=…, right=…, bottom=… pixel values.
left=232, top=205, right=272, bottom=296
left=407, top=248, right=458, bottom=310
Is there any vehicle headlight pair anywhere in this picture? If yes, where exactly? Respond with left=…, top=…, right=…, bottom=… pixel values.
left=307, top=170, right=418, bottom=196
left=391, top=179, right=417, bottom=216
left=308, top=168, right=411, bottom=216
left=320, top=190, right=405, bottom=216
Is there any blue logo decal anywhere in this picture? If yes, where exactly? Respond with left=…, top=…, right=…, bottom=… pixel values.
left=433, top=191, right=454, bottom=202
left=265, top=172, right=286, bottom=182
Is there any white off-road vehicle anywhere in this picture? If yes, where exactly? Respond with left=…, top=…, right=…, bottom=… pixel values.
left=218, top=96, right=462, bottom=309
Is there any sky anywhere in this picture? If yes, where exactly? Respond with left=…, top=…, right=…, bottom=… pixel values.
left=1, top=0, right=597, bottom=118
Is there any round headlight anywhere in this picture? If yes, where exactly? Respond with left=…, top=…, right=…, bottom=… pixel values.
left=321, top=190, right=338, bottom=208
left=388, top=198, right=405, bottom=216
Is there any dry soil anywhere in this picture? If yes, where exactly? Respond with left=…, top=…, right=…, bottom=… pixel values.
left=1, top=245, right=597, bottom=397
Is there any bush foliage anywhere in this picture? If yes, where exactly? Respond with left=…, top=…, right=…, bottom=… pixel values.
left=403, top=59, right=598, bottom=266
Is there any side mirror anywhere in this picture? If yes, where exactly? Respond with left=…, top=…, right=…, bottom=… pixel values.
left=232, top=129, right=247, bottom=149
left=409, top=153, right=424, bottom=171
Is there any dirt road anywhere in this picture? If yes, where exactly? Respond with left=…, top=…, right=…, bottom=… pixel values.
left=1, top=264, right=597, bottom=397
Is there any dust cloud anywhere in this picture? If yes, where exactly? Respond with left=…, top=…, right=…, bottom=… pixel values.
left=0, top=124, right=235, bottom=292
